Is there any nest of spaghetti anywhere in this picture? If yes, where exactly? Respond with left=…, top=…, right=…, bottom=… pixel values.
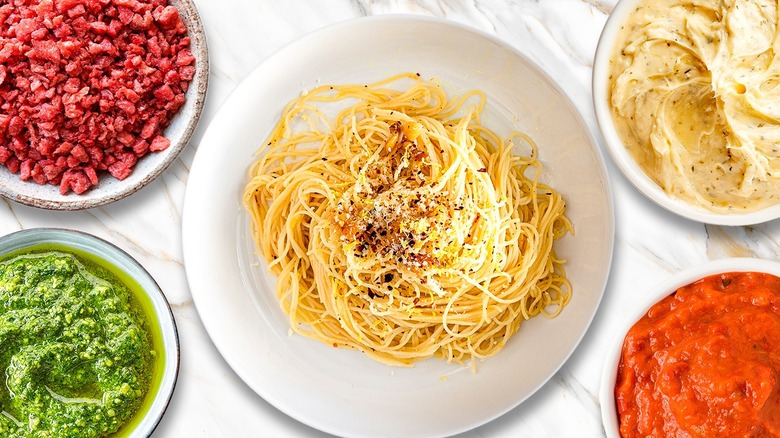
left=243, top=73, right=573, bottom=367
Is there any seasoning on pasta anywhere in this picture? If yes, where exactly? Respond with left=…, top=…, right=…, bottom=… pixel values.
left=243, top=73, right=573, bottom=367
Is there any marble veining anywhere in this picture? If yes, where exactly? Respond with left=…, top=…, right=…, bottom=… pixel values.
left=2, top=0, right=772, bottom=437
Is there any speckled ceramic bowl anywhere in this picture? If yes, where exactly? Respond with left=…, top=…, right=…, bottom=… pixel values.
left=0, top=228, right=179, bottom=437
left=0, top=0, right=209, bottom=210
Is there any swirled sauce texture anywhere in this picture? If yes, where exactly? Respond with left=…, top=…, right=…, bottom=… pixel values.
left=0, top=251, right=154, bottom=437
left=609, top=0, right=780, bottom=211
left=615, top=272, right=780, bottom=437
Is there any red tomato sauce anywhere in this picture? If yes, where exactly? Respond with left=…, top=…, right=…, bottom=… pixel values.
left=615, top=272, right=780, bottom=437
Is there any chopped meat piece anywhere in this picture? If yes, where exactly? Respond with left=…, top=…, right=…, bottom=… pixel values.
left=148, top=135, right=170, bottom=152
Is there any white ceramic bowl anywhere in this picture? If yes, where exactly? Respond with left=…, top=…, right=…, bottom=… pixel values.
left=592, top=0, right=780, bottom=225
left=0, top=228, right=179, bottom=437
left=0, top=0, right=208, bottom=210
left=600, top=257, right=780, bottom=437
left=183, top=15, right=614, bottom=438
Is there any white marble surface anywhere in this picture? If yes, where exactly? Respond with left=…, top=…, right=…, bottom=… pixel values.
left=2, top=0, right=777, bottom=437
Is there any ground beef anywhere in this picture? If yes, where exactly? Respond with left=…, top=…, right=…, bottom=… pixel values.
left=0, top=0, right=195, bottom=195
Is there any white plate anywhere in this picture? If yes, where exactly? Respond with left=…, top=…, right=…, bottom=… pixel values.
left=183, top=15, right=614, bottom=438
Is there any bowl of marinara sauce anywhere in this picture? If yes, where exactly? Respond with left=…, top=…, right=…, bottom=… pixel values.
left=601, top=258, right=780, bottom=437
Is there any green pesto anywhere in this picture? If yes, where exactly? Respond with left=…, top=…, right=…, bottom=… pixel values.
left=0, top=251, right=155, bottom=438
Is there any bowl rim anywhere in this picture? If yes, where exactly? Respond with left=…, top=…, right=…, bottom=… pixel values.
left=599, top=257, right=780, bottom=437
left=0, top=227, right=180, bottom=437
left=592, top=0, right=780, bottom=226
left=0, top=0, right=209, bottom=211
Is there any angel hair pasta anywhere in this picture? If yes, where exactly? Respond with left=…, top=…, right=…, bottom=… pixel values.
left=243, top=73, right=573, bottom=367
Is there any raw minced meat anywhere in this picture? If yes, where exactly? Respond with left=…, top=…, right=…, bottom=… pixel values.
left=0, top=0, right=195, bottom=195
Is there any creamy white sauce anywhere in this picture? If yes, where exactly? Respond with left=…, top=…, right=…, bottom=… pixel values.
left=609, top=0, right=780, bottom=211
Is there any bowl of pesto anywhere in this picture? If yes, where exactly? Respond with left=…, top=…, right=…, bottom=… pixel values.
left=0, top=228, right=179, bottom=437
